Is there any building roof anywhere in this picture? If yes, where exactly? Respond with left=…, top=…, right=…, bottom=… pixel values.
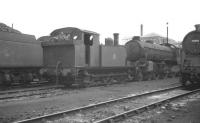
left=143, top=32, right=163, bottom=37
left=142, top=32, right=177, bottom=45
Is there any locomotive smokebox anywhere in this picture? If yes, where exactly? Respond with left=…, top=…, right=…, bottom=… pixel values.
left=113, top=33, right=119, bottom=46
left=195, top=24, right=200, bottom=32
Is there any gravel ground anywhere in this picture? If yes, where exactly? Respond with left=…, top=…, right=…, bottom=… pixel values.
left=46, top=88, right=188, bottom=123
left=121, top=92, right=200, bottom=123
left=0, top=78, right=179, bottom=123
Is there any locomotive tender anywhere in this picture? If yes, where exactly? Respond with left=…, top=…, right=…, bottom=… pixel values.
left=0, top=29, right=43, bottom=86
left=180, top=24, right=200, bottom=86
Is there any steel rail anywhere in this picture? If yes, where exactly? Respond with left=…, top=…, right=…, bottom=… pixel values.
left=0, top=86, right=64, bottom=100
left=13, top=85, right=182, bottom=123
left=94, top=88, right=200, bottom=123
left=0, top=85, right=64, bottom=95
left=0, top=91, right=53, bottom=100
left=0, top=81, right=49, bottom=91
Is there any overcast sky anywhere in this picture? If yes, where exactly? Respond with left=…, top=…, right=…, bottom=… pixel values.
left=1, top=0, right=199, bottom=44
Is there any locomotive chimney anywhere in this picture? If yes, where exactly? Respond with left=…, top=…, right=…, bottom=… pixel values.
left=195, top=24, right=200, bottom=32
left=113, top=33, right=119, bottom=46
left=132, top=36, right=140, bottom=41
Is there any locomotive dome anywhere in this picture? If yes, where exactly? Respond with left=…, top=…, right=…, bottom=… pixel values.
left=182, top=24, right=200, bottom=54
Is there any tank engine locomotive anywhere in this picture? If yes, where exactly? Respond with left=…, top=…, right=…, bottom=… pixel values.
left=180, top=24, right=200, bottom=86
left=39, top=27, right=129, bottom=87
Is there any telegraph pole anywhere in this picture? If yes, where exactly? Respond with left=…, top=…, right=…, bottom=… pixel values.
left=140, top=24, right=143, bottom=36
left=167, top=22, right=168, bottom=44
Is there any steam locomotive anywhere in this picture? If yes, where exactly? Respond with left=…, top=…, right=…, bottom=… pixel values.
left=0, top=24, right=179, bottom=88
left=180, top=24, right=200, bottom=86
left=126, top=36, right=178, bottom=81
left=39, top=27, right=129, bottom=86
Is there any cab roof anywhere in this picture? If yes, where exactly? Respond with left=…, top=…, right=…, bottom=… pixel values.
left=50, top=27, right=99, bottom=36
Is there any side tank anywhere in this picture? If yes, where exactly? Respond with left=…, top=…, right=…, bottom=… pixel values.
left=125, top=36, right=176, bottom=62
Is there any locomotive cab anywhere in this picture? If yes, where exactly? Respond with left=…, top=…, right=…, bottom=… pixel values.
left=40, top=27, right=100, bottom=86
left=84, top=33, right=94, bottom=66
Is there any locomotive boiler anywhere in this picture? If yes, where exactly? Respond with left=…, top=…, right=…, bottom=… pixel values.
left=126, top=36, right=176, bottom=62
left=180, top=24, right=200, bottom=86
left=125, top=36, right=178, bottom=80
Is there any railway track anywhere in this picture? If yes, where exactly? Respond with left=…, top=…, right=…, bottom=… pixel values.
left=0, top=81, right=51, bottom=91
left=0, top=78, right=179, bottom=101
left=13, top=85, right=200, bottom=123
left=0, top=84, right=64, bottom=95
left=95, top=88, right=200, bottom=123
left=0, top=85, right=64, bottom=101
